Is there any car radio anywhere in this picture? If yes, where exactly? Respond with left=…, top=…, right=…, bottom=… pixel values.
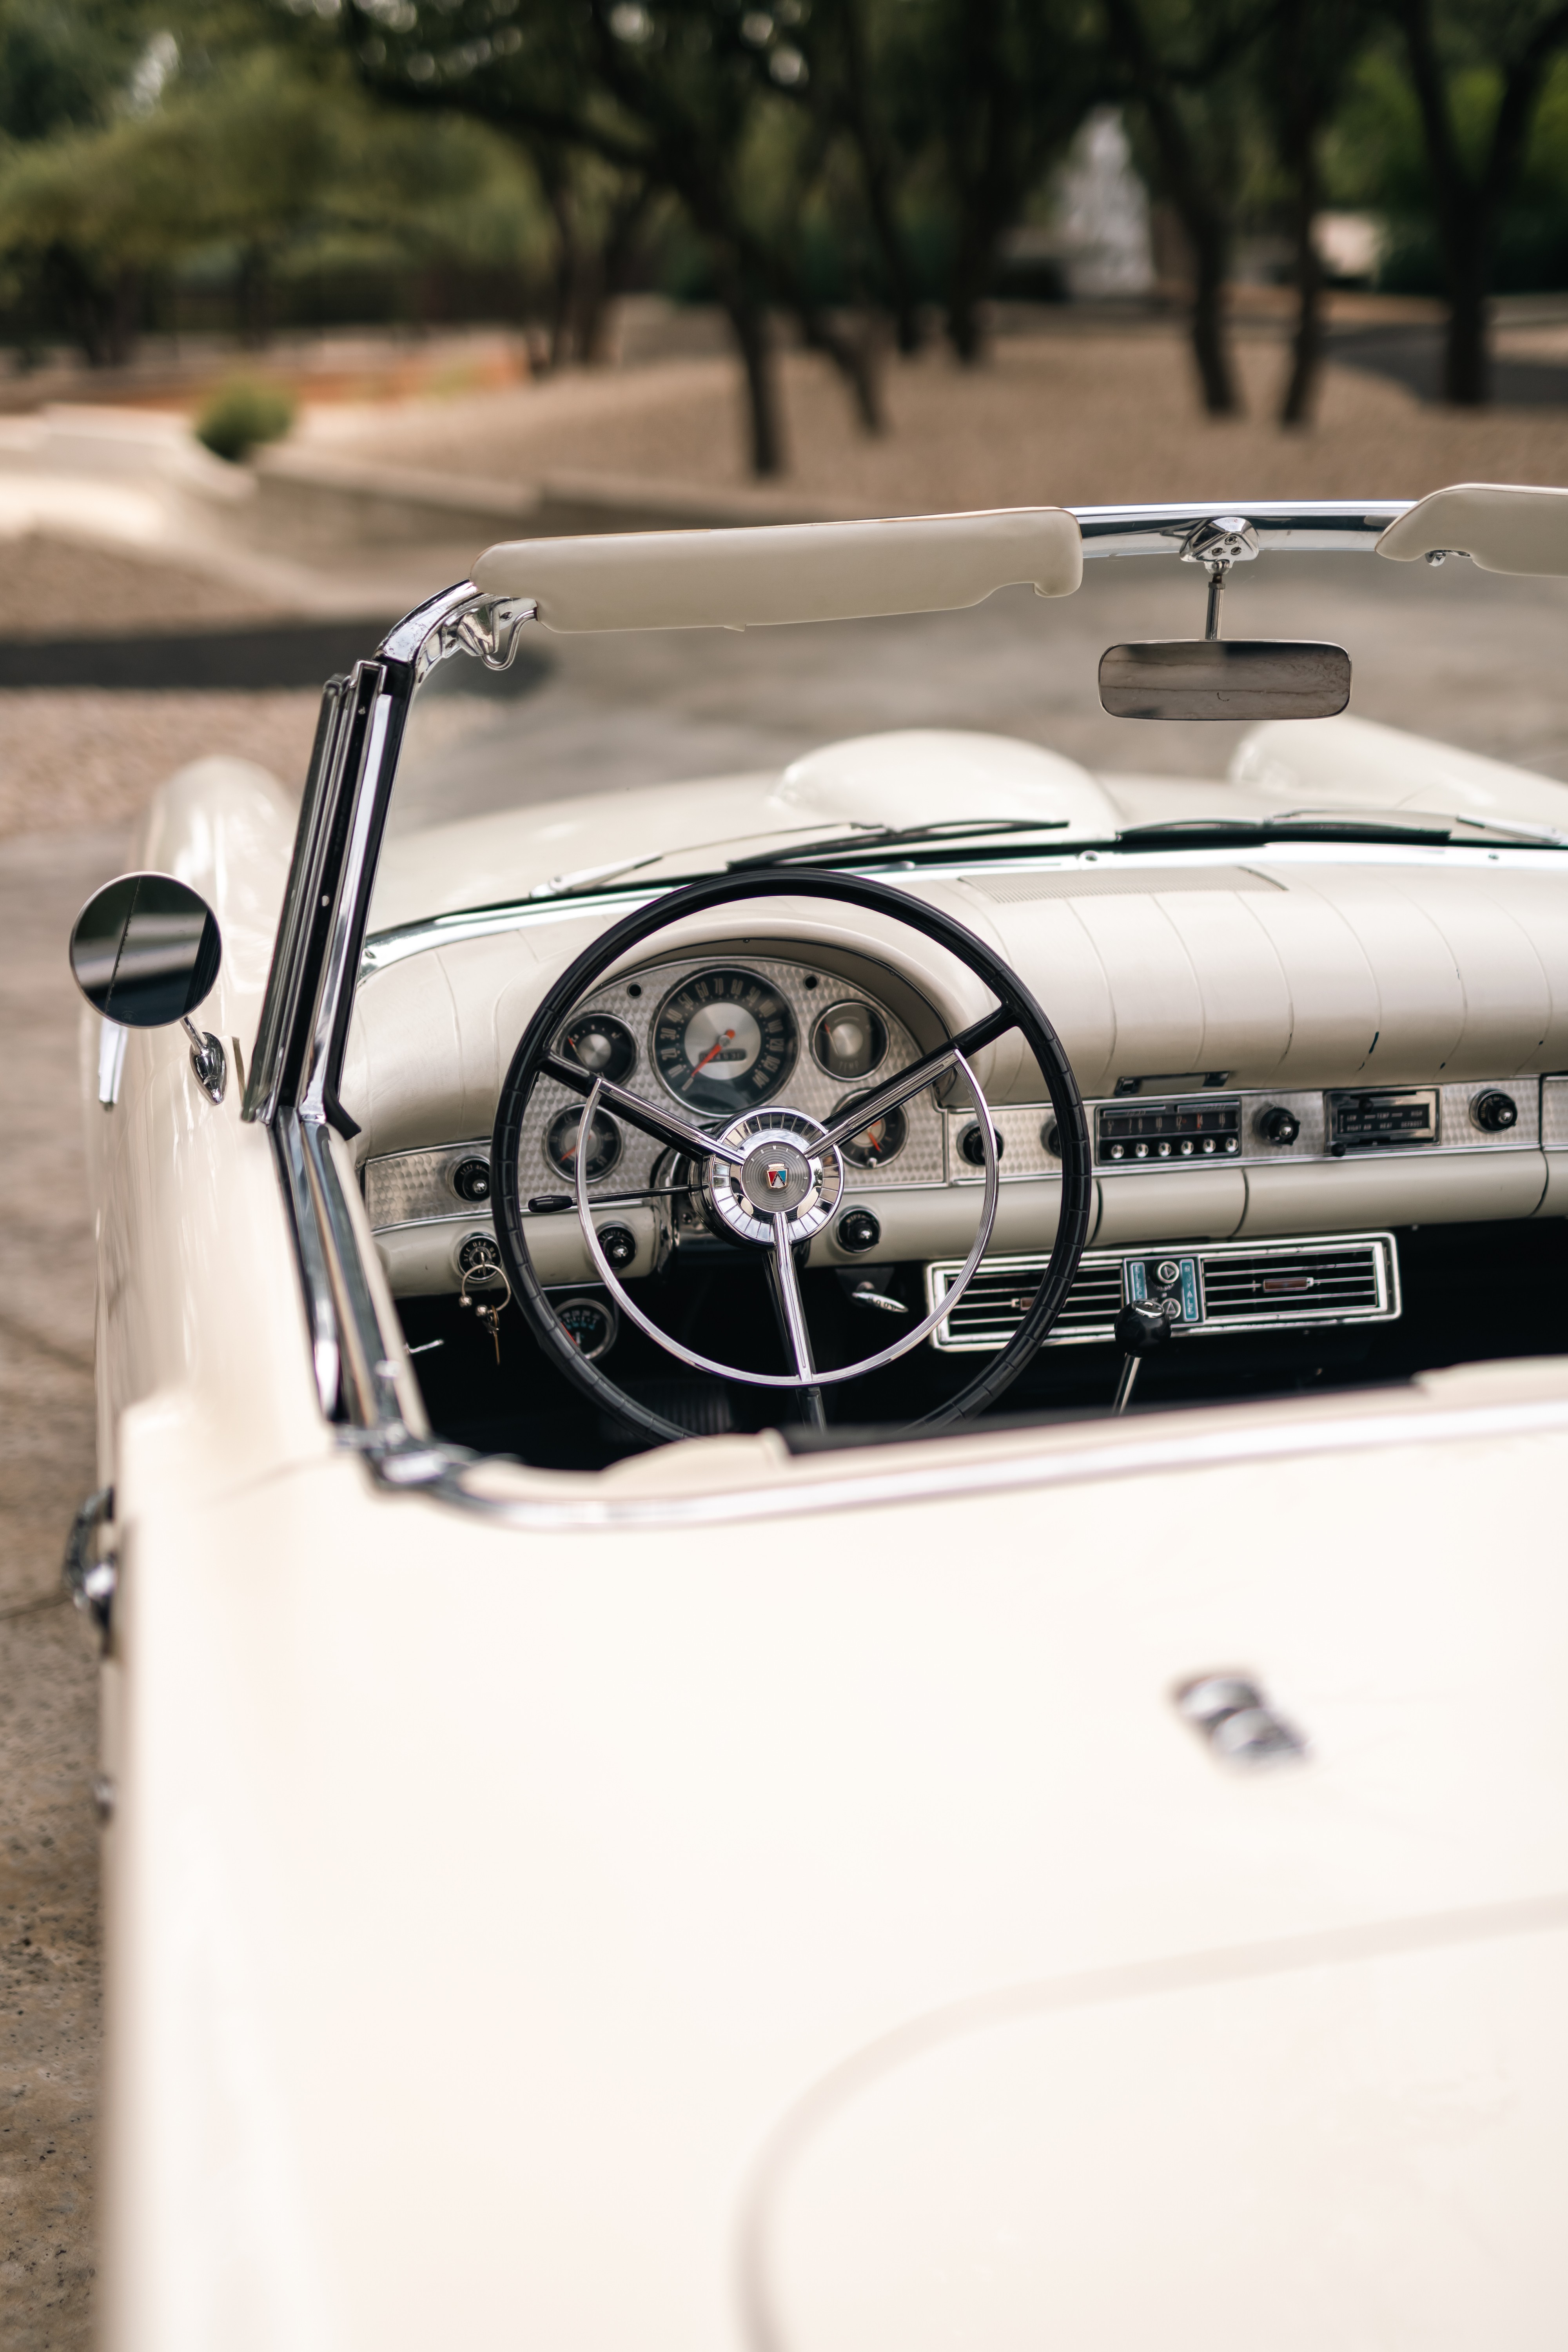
left=1096, top=1095, right=1241, bottom=1166
left=1325, top=1088, right=1438, bottom=1152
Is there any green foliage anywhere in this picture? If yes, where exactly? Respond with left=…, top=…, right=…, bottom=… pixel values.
left=0, top=0, right=149, bottom=142
left=194, top=372, right=295, bottom=461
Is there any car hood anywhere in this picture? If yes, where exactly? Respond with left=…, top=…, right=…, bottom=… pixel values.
left=107, top=1361, right=1568, bottom=2350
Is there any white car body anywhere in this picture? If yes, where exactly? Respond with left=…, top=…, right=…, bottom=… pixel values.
left=80, top=492, right=1568, bottom=2352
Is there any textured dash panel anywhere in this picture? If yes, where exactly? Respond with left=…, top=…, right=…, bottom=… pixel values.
left=1543, top=1074, right=1568, bottom=1150
left=970, top=865, right=1284, bottom=904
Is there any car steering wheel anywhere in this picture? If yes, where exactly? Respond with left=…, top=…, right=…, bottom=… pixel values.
left=492, top=870, right=1092, bottom=1446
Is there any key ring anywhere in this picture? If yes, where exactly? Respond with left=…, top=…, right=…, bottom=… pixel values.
left=459, top=1261, right=513, bottom=1316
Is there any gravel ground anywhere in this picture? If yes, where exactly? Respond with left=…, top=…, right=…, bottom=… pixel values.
left=0, top=535, right=290, bottom=639
left=0, top=688, right=319, bottom=840
left=321, top=325, right=1568, bottom=512
left=0, top=540, right=318, bottom=840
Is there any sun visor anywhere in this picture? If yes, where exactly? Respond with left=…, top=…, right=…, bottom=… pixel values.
left=470, top=507, right=1083, bottom=632
left=1376, top=482, right=1568, bottom=576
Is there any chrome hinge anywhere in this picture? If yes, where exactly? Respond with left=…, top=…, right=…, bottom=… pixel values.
left=63, top=1484, right=116, bottom=1645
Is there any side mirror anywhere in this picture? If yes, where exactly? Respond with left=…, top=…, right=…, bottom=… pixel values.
left=1099, top=639, right=1351, bottom=722
left=69, top=872, right=226, bottom=1103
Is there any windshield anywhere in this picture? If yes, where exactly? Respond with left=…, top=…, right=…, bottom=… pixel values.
left=367, top=541, right=1568, bottom=938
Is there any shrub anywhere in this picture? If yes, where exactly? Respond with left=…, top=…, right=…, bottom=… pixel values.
left=194, top=376, right=296, bottom=464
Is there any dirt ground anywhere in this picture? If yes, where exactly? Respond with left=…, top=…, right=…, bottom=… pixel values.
left=321, top=323, right=1568, bottom=511
left=0, top=824, right=128, bottom=2352
left=0, top=539, right=321, bottom=837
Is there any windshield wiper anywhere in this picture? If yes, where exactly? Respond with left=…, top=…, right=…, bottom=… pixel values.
left=1114, top=816, right=1456, bottom=848
left=726, top=817, right=1069, bottom=872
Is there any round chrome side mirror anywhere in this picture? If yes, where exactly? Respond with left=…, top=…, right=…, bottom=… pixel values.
left=69, top=873, right=227, bottom=1104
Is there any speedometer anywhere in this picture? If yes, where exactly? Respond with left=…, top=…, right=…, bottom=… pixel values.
left=652, top=967, right=799, bottom=1117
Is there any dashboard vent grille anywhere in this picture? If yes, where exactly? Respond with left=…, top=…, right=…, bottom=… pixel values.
left=926, top=1233, right=1399, bottom=1352
left=930, top=1254, right=1125, bottom=1352
left=1198, top=1240, right=1390, bottom=1324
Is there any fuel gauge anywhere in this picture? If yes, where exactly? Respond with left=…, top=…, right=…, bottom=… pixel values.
left=558, top=1012, right=637, bottom=1085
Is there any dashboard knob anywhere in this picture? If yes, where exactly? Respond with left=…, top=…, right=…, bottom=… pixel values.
left=451, top=1156, right=491, bottom=1202
left=1472, top=1089, right=1518, bottom=1133
left=1257, top=1105, right=1300, bottom=1146
left=597, top=1223, right=638, bottom=1271
left=836, top=1208, right=882, bottom=1254
left=1113, top=1299, right=1171, bottom=1357
left=1041, top=1120, right=1060, bottom=1158
left=958, top=1123, right=1004, bottom=1168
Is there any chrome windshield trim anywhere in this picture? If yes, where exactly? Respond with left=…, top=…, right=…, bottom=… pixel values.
left=1069, top=499, right=1414, bottom=557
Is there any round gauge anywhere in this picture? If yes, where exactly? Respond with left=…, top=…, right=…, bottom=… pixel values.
left=837, top=1090, right=907, bottom=1168
left=652, top=967, right=798, bottom=1116
left=553, top=1295, right=619, bottom=1362
left=558, top=1012, right=636, bottom=1086
left=813, top=1000, right=887, bottom=1081
left=545, top=1105, right=622, bottom=1181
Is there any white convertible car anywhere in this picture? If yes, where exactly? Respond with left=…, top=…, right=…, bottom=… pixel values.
left=69, top=487, right=1568, bottom=2350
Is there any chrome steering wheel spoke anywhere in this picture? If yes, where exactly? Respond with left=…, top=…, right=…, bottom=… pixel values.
left=810, top=1004, right=1016, bottom=1158
left=543, top=1050, right=747, bottom=1167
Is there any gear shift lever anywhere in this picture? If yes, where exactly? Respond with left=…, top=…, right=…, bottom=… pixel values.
left=1112, top=1298, right=1171, bottom=1414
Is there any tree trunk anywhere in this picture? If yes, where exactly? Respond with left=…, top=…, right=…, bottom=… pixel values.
left=576, top=180, right=653, bottom=367
left=719, top=282, right=786, bottom=475
left=237, top=245, right=272, bottom=350
left=1189, top=222, right=1240, bottom=415
left=802, top=308, right=887, bottom=433
left=1279, top=156, right=1323, bottom=426
left=1443, top=234, right=1490, bottom=405
left=946, top=212, right=995, bottom=366
left=840, top=0, right=922, bottom=355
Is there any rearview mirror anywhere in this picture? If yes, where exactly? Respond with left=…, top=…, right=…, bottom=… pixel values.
left=1099, top=639, right=1351, bottom=722
left=69, top=871, right=221, bottom=1028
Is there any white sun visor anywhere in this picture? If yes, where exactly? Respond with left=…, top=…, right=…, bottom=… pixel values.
left=469, top=506, right=1083, bottom=632
left=1376, top=481, right=1568, bottom=576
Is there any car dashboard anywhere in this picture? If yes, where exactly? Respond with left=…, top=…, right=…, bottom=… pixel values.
left=344, top=844, right=1568, bottom=1456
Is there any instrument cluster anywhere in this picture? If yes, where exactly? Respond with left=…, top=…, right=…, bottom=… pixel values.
left=524, top=954, right=945, bottom=1200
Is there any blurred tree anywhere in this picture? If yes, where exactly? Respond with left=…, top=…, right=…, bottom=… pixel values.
left=847, top=0, right=1102, bottom=364
left=0, top=16, right=547, bottom=364
left=345, top=0, right=900, bottom=474
left=1101, top=0, right=1265, bottom=416
left=0, top=2, right=167, bottom=361
left=1260, top=0, right=1372, bottom=426
left=1393, top=0, right=1568, bottom=403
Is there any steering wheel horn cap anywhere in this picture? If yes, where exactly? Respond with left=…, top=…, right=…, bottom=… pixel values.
left=740, top=1141, right=813, bottom=1211
left=706, top=1112, right=843, bottom=1246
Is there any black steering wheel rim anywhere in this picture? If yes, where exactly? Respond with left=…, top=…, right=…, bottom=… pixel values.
left=492, top=868, right=1093, bottom=1446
